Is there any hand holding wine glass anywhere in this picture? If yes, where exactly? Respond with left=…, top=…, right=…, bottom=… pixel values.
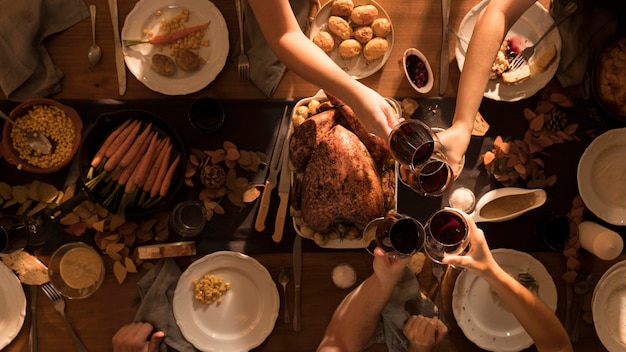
left=364, top=213, right=425, bottom=259
left=424, top=208, right=470, bottom=264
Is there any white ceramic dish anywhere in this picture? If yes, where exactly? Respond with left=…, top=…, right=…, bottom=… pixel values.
left=578, top=128, right=626, bottom=226
left=402, top=48, right=434, bottom=94
left=592, top=264, right=626, bottom=351
left=173, top=251, right=279, bottom=351
left=469, top=187, right=547, bottom=223
left=0, top=261, right=26, bottom=349
left=122, top=0, right=229, bottom=95
left=290, top=90, right=398, bottom=249
left=309, top=0, right=394, bottom=80
left=452, top=249, right=557, bottom=351
left=455, top=0, right=561, bottom=102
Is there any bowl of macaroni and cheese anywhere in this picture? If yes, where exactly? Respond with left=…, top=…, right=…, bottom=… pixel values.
left=1, top=98, right=83, bottom=173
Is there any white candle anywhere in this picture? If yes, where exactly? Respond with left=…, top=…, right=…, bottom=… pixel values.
left=578, top=221, right=624, bottom=260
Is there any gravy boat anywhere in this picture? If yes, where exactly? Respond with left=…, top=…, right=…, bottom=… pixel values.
left=469, top=187, right=547, bottom=223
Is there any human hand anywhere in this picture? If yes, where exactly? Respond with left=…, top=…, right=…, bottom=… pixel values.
left=345, top=86, right=399, bottom=140
left=441, top=213, right=496, bottom=276
left=112, top=322, right=165, bottom=352
left=403, top=315, right=448, bottom=352
left=372, top=246, right=410, bottom=290
left=435, top=123, right=472, bottom=178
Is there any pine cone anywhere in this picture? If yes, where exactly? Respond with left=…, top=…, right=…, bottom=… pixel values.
left=200, top=163, right=226, bottom=189
left=546, top=108, right=567, bottom=132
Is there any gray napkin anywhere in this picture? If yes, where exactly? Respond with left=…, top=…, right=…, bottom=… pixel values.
left=233, top=0, right=309, bottom=97
left=135, top=258, right=197, bottom=352
left=551, top=0, right=619, bottom=89
left=366, top=268, right=437, bottom=352
left=0, top=0, right=88, bottom=101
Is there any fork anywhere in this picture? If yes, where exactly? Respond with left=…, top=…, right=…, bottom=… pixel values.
left=235, top=0, right=250, bottom=80
left=41, top=283, right=89, bottom=352
left=508, top=2, right=577, bottom=71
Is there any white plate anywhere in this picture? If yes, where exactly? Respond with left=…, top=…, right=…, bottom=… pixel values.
left=577, top=128, right=626, bottom=225
left=122, top=0, right=229, bottom=95
left=309, top=0, right=394, bottom=80
left=290, top=90, right=398, bottom=249
left=452, top=249, right=557, bottom=351
left=0, top=261, right=26, bottom=349
left=592, top=265, right=626, bottom=351
left=173, top=251, right=279, bottom=352
left=455, top=0, right=561, bottom=102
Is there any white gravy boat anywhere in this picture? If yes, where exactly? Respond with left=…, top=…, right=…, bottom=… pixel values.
left=469, top=187, right=547, bottom=223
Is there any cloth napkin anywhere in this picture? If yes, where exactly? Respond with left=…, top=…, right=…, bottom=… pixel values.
left=134, top=258, right=197, bottom=352
left=552, top=0, right=619, bottom=89
left=232, top=0, right=310, bottom=97
left=366, top=268, right=437, bottom=352
left=0, top=0, right=88, bottom=101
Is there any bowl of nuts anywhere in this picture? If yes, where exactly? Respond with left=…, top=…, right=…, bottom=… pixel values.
left=403, top=48, right=433, bottom=94
left=1, top=98, right=82, bottom=173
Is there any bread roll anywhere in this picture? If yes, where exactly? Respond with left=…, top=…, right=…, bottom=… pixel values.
left=330, top=0, right=354, bottom=17
left=353, top=26, right=373, bottom=44
left=371, top=18, right=391, bottom=37
left=338, top=39, right=362, bottom=59
left=313, top=31, right=335, bottom=52
left=363, top=37, right=388, bottom=60
left=328, top=16, right=352, bottom=40
left=350, top=5, right=378, bottom=25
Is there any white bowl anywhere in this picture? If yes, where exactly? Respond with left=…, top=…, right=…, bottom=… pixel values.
left=403, top=48, right=434, bottom=94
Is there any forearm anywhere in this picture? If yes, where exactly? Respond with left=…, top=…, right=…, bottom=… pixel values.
left=481, top=266, right=572, bottom=352
left=318, top=274, right=395, bottom=352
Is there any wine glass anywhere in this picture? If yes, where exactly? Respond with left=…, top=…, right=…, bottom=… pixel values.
left=363, top=213, right=425, bottom=258
left=388, top=119, right=438, bottom=170
left=424, top=208, right=469, bottom=264
left=398, top=141, right=455, bottom=197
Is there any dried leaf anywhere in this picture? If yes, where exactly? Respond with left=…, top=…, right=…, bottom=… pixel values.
left=124, top=257, right=137, bottom=273
left=529, top=114, right=545, bottom=131
left=65, top=221, right=87, bottom=236
left=113, top=260, right=127, bottom=284
left=242, top=185, right=261, bottom=203
left=550, top=92, right=574, bottom=107
left=523, top=108, right=537, bottom=121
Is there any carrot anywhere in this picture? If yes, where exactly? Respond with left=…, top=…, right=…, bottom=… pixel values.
left=126, top=132, right=160, bottom=194
left=104, top=120, right=142, bottom=172
left=91, top=119, right=131, bottom=168
left=124, top=23, right=210, bottom=46
left=119, top=123, right=152, bottom=169
left=150, top=142, right=173, bottom=199
left=142, top=137, right=169, bottom=193
left=160, top=153, right=180, bottom=197
left=117, top=131, right=153, bottom=187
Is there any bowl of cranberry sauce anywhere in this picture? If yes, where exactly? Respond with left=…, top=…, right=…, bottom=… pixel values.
left=403, top=48, right=433, bottom=94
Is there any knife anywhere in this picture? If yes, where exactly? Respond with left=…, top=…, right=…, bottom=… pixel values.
left=292, top=234, right=302, bottom=331
left=272, top=123, right=292, bottom=243
left=439, top=0, right=451, bottom=95
left=108, top=0, right=126, bottom=96
left=255, top=106, right=289, bottom=232
left=28, top=285, right=37, bottom=352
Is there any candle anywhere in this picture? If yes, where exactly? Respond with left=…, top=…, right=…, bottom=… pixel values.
left=578, top=221, right=624, bottom=260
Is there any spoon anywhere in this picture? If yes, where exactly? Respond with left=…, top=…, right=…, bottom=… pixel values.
left=0, top=110, right=52, bottom=155
left=278, top=266, right=291, bottom=324
left=571, top=273, right=593, bottom=342
left=88, top=5, right=102, bottom=65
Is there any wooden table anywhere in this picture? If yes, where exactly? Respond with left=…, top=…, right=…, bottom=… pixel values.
left=1, top=0, right=618, bottom=351
left=0, top=0, right=550, bottom=101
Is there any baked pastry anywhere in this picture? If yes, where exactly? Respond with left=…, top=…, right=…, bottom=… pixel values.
left=363, top=37, right=388, bottom=60
left=151, top=54, right=176, bottom=76
left=1, top=249, right=49, bottom=285
left=371, top=18, right=391, bottom=37
left=330, top=0, right=354, bottom=17
left=312, top=31, right=335, bottom=52
left=350, top=5, right=378, bottom=26
left=338, top=39, right=362, bottom=59
left=501, top=63, right=531, bottom=84
left=597, top=37, right=626, bottom=117
left=530, top=44, right=557, bottom=74
left=176, top=49, right=201, bottom=71
left=353, top=26, right=373, bottom=44
left=328, top=16, right=352, bottom=40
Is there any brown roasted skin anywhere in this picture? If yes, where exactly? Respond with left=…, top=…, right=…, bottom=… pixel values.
left=324, top=90, right=392, bottom=171
left=300, top=124, right=384, bottom=232
left=289, top=108, right=338, bottom=171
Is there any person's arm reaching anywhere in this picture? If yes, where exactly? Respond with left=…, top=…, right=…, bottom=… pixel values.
left=112, top=322, right=164, bottom=352
left=443, top=215, right=573, bottom=352
left=248, top=0, right=398, bottom=139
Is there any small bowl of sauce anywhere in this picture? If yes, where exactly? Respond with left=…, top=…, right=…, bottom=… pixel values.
left=189, top=97, right=225, bottom=133
left=403, top=48, right=433, bottom=94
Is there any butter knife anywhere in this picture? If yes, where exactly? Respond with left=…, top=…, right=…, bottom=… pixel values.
left=28, top=285, right=37, bottom=352
left=108, top=0, right=126, bottom=95
left=439, top=0, right=451, bottom=95
left=255, top=106, right=289, bottom=232
left=292, top=234, right=302, bottom=331
left=272, top=123, right=292, bottom=243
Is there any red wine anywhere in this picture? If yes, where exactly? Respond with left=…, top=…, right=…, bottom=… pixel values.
left=389, top=121, right=434, bottom=167
left=429, top=210, right=466, bottom=245
left=0, top=215, right=29, bottom=254
left=418, top=160, right=450, bottom=193
left=389, top=218, right=424, bottom=255
left=541, top=216, right=574, bottom=251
